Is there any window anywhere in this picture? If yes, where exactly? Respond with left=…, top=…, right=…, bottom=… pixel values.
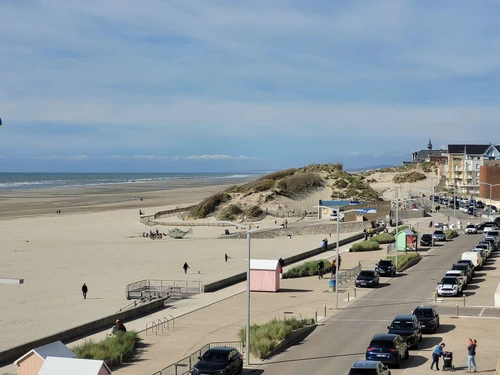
left=476, top=164, right=480, bottom=169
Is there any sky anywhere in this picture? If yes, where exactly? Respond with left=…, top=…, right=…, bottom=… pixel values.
left=2, top=0, right=500, bottom=173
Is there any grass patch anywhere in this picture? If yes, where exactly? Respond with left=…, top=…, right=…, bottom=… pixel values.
left=239, top=179, right=276, bottom=193
left=218, top=204, right=243, bottom=221
left=247, top=205, right=263, bottom=218
left=275, top=172, right=323, bottom=197
left=444, top=229, right=459, bottom=240
left=349, top=240, right=380, bottom=252
left=72, top=331, right=139, bottom=363
left=392, top=171, right=427, bottom=184
left=188, top=192, right=231, bottom=219
left=371, top=233, right=395, bottom=244
left=257, top=169, right=297, bottom=181
left=282, top=259, right=331, bottom=279
left=238, top=317, right=315, bottom=358
left=387, top=253, right=420, bottom=271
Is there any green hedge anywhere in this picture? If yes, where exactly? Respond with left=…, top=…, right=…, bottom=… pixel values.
left=350, top=240, right=381, bottom=252
left=386, top=253, right=420, bottom=271
left=238, top=318, right=315, bottom=358
left=283, top=259, right=331, bottom=279
left=371, top=233, right=395, bottom=244
left=444, top=229, right=458, bottom=240
left=72, top=331, right=139, bottom=363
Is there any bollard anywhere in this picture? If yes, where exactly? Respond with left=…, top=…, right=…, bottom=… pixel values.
left=347, top=292, right=350, bottom=302
left=456, top=304, right=459, bottom=316
left=315, top=310, right=318, bottom=323
left=434, top=291, right=437, bottom=303
left=354, top=287, right=357, bottom=298
left=463, top=294, right=466, bottom=306
left=324, top=304, right=326, bottom=317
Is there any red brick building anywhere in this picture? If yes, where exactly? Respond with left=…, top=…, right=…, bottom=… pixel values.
left=479, top=166, right=500, bottom=200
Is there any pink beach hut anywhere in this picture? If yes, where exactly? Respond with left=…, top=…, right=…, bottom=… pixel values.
left=250, top=259, right=280, bottom=292
left=38, top=356, right=112, bottom=375
left=14, top=340, right=76, bottom=375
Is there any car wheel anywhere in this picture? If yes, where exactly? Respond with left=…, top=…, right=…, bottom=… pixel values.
left=396, top=355, right=402, bottom=368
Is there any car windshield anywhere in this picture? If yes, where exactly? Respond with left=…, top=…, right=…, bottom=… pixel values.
left=390, top=320, right=414, bottom=329
left=359, top=271, right=375, bottom=277
left=487, top=231, right=499, bottom=236
left=378, top=260, right=392, bottom=266
left=466, top=225, right=475, bottom=228
left=422, top=234, right=432, bottom=239
left=434, top=231, right=444, bottom=235
left=349, top=370, right=378, bottom=375
left=201, top=351, right=228, bottom=363
left=414, top=309, right=433, bottom=317
left=440, top=278, right=457, bottom=284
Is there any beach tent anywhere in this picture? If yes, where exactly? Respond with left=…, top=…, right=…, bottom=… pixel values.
left=14, top=340, right=76, bottom=375
left=38, top=356, right=112, bottom=375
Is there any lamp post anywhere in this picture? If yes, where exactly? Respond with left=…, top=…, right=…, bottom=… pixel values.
left=215, top=221, right=281, bottom=365
left=316, top=205, right=375, bottom=309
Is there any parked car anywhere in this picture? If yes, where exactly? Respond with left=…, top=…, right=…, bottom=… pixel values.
left=462, top=251, right=483, bottom=269
left=366, top=334, right=408, bottom=368
left=432, top=230, right=446, bottom=241
left=472, top=249, right=487, bottom=263
left=494, top=216, right=500, bottom=226
left=437, top=276, right=463, bottom=297
left=476, top=242, right=492, bottom=257
left=387, top=315, right=422, bottom=349
left=348, top=360, right=391, bottom=375
left=330, top=212, right=345, bottom=221
left=454, top=261, right=474, bottom=279
left=375, top=259, right=396, bottom=277
left=484, top=229, right=500, bottom=244
left=412, top=306, right=440, bottom=333
left=475, top=222, right=498, bottom=231
left=445, top=269, right=468, bottom=286
left=355, top=270, right=380, bottom=288
left=484, top=236, right=498, bottom=251
left=464, top=224, right=478, bottom=234
left=190, top=347, right=243, bottom=375
left=420, top=234, right=433, bottom=247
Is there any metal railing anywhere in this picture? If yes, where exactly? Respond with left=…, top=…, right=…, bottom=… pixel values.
left=151, top=341, right=243, bottom=375
left=337, top=262, right=362, bottom=285
left=126, top=279, right=202, bottom=300
left=146, top=315, right=175, bottom=335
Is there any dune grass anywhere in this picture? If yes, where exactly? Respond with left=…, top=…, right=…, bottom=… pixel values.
left=72, top=331, right=139, bottom=363
left=238, top=317, right=315, bottom=358
left=282, top=259, right=331, bottom=279
left=444, top=229, right=458, bottom=240
left=350, top=240, right=381, bottom=252
left=386, top=253, right=420, bottom=271
left=371, top=233, right=395, bottom=244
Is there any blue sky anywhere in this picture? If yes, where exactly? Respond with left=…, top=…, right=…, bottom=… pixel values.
left=2, top=1, right=500, bottom=172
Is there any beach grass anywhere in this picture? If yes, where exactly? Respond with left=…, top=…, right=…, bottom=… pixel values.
left=444, top=229, right=458, bottom=240
left=387, top=253, right=419, bottom=271
left=282, top=259, right=331, bottom=279
left=71, top=331, right=139, bottom=363
left=189, top=192, right=231, bottom=219
left=350, top=240, right=381, bottom=252
left=371, top=233, right=395, bottom=244
left=238, top=317, right=315, bottom=358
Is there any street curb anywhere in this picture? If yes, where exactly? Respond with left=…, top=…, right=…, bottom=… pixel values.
left=261, top=324, right=317, bottom=360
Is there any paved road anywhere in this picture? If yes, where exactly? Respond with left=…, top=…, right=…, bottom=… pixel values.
left=258, top=229, right=484, bottom=375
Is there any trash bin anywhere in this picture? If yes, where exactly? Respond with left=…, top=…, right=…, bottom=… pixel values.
left=329, top=279, right=336, bottom=292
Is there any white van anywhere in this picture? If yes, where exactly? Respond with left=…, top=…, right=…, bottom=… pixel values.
left=462, top=252, right=483, bottom=269
left=329, top=212, right=345, bottom=221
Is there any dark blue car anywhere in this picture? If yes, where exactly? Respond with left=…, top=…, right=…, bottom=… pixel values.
left=366, top=334, right=408, bottom=368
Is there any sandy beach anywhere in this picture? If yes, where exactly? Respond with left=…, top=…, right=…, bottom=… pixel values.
left=0, top=179, right=339, bottom=352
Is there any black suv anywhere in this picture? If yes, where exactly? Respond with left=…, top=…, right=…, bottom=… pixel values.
left=366, top=334, right=408, bottom=368
left=348, top=360, right=392, bottom=375
left=375, top=259, right=396, bottom=277
left=420, top=234, right=433, bottom=247
left=412, top=306, right=440, bottom=333
left=355, top=270, right=380, bottom=288
left=387, top=315, right=422, bottom=349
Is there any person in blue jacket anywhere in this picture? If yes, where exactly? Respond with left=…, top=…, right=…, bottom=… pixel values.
left=431, top=342, right=446, bottom=370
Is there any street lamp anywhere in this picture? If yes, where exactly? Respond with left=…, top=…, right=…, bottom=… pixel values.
left=215, top=220, right=281, bottom=365
left=316, top=205, right=376, bottom=309
left=479, top=182, right=500, bottom=217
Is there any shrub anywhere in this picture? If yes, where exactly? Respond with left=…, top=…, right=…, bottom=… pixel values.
left=392, top=171, right=426, bottom=184
left=386, top=253, right=420, bottom=271
left=282, top=259, right=331, bottom=279
left=218, top=204, right=243, bottom=221
left=247, top=205, right=263, bottom=218
left=350, top=240, right=380, bottom=252
left=189, top=192, right=231, bottom=219
left=258, top=169, right=297, bottom=181
left=72, top=331, right=139, bottom=363
left=444, top=229, right=458, bottom=240
left=240, top=179, right=275, bottom=193
left=389, top=225, right=410, bottom=235
left=238, top=318, right=315, bottom=358
left=276, top=173, right=323, bottom=197
left=372, top=233, right=395, bottom=244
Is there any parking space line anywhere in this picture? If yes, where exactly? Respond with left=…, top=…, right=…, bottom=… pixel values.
left=479, top=308, right=486, bottom=316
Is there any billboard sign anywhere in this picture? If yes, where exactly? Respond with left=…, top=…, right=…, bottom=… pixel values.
left=357, top=208, right=377, bottom=214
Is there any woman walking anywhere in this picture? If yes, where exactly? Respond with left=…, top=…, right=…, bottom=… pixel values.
left=466, top=338, right=477, bottom=373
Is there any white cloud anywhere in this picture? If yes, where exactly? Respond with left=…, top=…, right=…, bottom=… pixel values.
left=349, top=151, right=362, bottom=157
left=34, top=155, right=89, bottom=160
left=28, top=154, right=259, bottom=161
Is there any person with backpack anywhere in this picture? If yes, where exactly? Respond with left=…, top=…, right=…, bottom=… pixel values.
left=317, top=260, right=325, bottom=279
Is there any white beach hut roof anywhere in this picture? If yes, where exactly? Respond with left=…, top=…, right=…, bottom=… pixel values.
left=38, top=356, right=111, bottom=375
left=250, top=259, right=279, bottom=270
left=14, top=340, right=76, bottom=364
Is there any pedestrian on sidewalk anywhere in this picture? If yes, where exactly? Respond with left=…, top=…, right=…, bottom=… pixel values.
left=183, top=262, right=190, bottom=274
left=330, top=260, right=336, bottom=278
left=466, top=338, right=477, bottom=373
left=225, top=253, right=228, bottom=262
left=317, top=260, right=325, bottom=279
left=81, top=283, right=88, bottom=299
left=338, top=254, right=342, bottom=270
left=431, top=342, right=445, bottom=370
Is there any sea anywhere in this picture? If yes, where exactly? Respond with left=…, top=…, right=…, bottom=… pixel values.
left=0, top=172, right=261, bottom=191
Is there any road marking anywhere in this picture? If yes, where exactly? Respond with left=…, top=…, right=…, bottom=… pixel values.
left=343, top=297, right=356, bottom=302
left=329, top=318, right=392, bottom=322
left=479, top=308, right=486, bottom=316
left=453, top=315, right=500, bottom=320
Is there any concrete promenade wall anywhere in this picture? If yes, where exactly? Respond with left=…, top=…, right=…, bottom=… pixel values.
left=203, top=227, right=383, bottom=293
left=0, top=297, right=169, bottom=366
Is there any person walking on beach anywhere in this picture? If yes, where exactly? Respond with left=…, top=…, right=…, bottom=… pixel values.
left=431, top=342, right=445, bottom=370
left=467, top=338, right=477, bottom=373
left=81, top=283, right=88, bottom=299
left=183, top=262, right=190, bottom=274
left=225, top=253, right=228, bottom=262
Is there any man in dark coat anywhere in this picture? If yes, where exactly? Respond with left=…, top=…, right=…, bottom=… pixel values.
left=82, top=283, right=88, bottom=299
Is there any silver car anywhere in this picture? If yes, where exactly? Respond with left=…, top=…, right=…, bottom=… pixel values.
left=433, top=230, right=446, bottom=241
